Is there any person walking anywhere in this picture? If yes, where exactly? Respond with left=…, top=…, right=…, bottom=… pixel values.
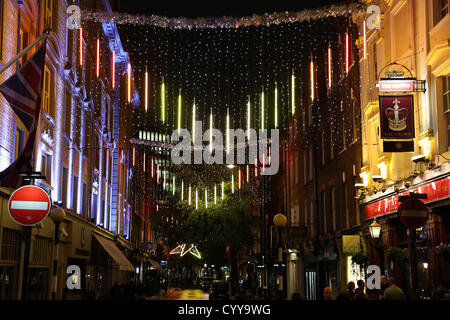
left=323, top=287, right=333, bottom=300
left=354, top=280, right=368, bottom=300
left=109, top=281, right=122, bottom=300
left=346, top=281, right=355, bottom=300
left=380, top=275, right=389, bottom=298
left=382, top=277, right=405, bottom=300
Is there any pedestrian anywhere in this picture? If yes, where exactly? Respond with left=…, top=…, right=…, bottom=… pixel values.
left=136, top=280, right=144, bottom=300
left=346, top=281, right=355, bottom=300
left=380, top=275, right=389, bottom=298
left=126, top=280, right=137, bottom=300
left=354, top=280, right=368, bottom=300
left=323, top=287, right=333, bottom=300
left=119, top=281, right=126, bottom=300
left=382, top=277, right=405, bottom=300
left=109, top=281, right=122, bottom=300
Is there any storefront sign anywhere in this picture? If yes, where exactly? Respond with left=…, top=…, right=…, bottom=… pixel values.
left=383, top=140, right=414, bottom=152
left=378, top=79, right=414, bottom=92
left=379, top=95, right=414, bottom=139
left=342, top=235, right=361, bottom=254
left=364, top=177, right=450, bottom=219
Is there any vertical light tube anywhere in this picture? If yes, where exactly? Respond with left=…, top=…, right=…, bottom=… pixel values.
left=112, top=46, right=115, bottom=89
left=143, top=152, right=146, bottom=172
left=173, top=176, right=176, bottom=195
left=181, top=180, right=184, bottom=201
left=246, top=164, right=249, bottom=182
left=274, top=84, right=278, bottom=128
left=261, top=88, right=264, bottom=130
left=192, top=99, right=196, bottom=143
left=132, top=147, right=135, bottom=166
left=231, top=174, right=234, bottom=194
left=310, top=60, right=315, bottom=101
left=161, top=79, right=165, bottom=122
left=328, top=47, right=332, bottom=88
left=247, top=97, right=251, bottom=141
left=96, top=37, right=100, bottom=78
left=178, top=90, right=182, bottom=133
left=205, top=189, right=208, bottom=209
left=238, top=169, right=241, bottom=189
left=363, top=21, right=367, bottom=60
left=127, top=62, right=131, bottom=103
left=345, top=32, right=349, bottom=73
left=188, top=185, right=192, bottom=206
left=195, top=189, right=198, bottom=210
left=221, top=181, right=225, bottom=200
left=226, top=108, right=230, bottom=154
left=163, top=170, right=166, bottom=190
left=210, top=108, right=213, bottom=152
left=254, top=158, right=258, bottom=177
left=214, top=184, right=217, bottom=205
left=79, top=28, right=83, bottom=66
left=151, top=157, right=154, bottom=178
left=145, top=67, right=148, bottom=111
left=291, top=72, right=295, bottom=115
left=157, top=164, right=159, bottom=183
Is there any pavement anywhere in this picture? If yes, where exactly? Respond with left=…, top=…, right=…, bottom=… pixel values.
left=145, top=288, right=209, bottom=300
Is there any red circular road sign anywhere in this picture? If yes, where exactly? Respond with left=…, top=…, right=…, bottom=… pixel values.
left=398, top=199, right=429, bottom=229
left=8, top=185, right=51, bottom=226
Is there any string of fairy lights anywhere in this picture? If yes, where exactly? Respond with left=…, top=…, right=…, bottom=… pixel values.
left=78, top=7, right=366, bottom=212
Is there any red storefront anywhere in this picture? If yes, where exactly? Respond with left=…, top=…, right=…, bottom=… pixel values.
left=362, top=176, right=450, bottom=299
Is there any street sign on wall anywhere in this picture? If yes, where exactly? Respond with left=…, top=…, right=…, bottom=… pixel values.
left=379, top=95, right=415, bottom=139
left=8, top=185, right=51, bottom=226
left=378, top=79, right=414, bottom=92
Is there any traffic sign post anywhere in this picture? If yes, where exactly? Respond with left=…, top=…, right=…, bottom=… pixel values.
left=14, top=171, right=47, bottom=300
left=398, top=192, right=429, bottom=300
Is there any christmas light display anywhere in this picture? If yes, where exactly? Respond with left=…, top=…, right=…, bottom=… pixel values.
left=96, top=37, right=100, bottom=78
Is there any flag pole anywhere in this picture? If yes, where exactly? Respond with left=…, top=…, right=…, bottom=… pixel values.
left=0, top=29, right=51, bottom=75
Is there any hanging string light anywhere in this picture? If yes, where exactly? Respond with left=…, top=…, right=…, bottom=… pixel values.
left=188, top=184, right=192, bottom=205
left=238, top=169, right=241, bottom=189
left=127, top=62, right=131, bottom=103
left=151, top=157, right=154, bottom=178
left=178, top=89, right=182, bottom=134
left=195, top=188, right=198, bottom=210
left=192, top=98, right=196, bottom=143
left=132, top=147, right=135, bottom=166
left=145, top=66, right=148, bottom=111
left=221, top=181, right=225, bottom=201
left=247, top=96, right=251, bottom=141
left=261, top=87, right=265, bottom=130
left=205, top=189, right=208, bottom=208
left=291, top=72, right=295, bottom=115
left=246, top=164, right=249, bottom=182
left=173, top=176, right=176, bottom=195
left=161, top=78, right=165, bottom=122
left=214, top=184, right=217, bottom=205
left=363, top=20, right=367, bottom=60
left=231, top=173, right=234, bottom=194
left=328, top=46, right=332, bottom=88
left=96, top=37, right=100, bottom=78
left=310, top=60, right=315, bottom=101
left=181, top=180, right=184, bottom=201
left=274, top=83, right=278, bottom=128
left=79, top=27, right=83, bottom=66
left=345, top=31, right=349, bottom=73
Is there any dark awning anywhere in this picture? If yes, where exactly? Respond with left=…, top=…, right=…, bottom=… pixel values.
left=93, top=234, right=134, bottom=272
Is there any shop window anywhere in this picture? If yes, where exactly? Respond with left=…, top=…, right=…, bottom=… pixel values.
left=41, top=152, right=52, bottom=184
left=1, top=228, right=21, bottom=261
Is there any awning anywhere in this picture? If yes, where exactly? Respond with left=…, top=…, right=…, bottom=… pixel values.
left=93, top=234, right=134, bottom=272
left=148, top=258, right=164, bottom=272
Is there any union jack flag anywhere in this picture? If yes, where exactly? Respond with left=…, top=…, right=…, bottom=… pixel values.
left=0, top=41, right=47, bottom=188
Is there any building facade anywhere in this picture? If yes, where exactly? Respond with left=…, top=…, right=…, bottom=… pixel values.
left=355, top=0, right=450, bottom=299
left=0, top=0, right=139, bottom=300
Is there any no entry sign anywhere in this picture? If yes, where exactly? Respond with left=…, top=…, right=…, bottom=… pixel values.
left=398, top=199, right=429, bottom=229
left=8, top=185, right=51, bottom=226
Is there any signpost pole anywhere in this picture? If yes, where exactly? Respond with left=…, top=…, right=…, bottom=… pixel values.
left=408, top=228, right=418, bottom=300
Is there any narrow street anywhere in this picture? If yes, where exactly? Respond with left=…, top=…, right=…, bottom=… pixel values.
left=165, top=289, right=209, bottom=300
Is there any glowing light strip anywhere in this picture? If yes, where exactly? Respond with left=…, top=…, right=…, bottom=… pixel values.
left=238, top=169, right=241, bottom=189
left=181, top=180, right=184, bottom=201
left=363, top=21, right=367, bottom=60
left=132, top=147, right=135, bottom=166
left=151, top=157, right=154, bottom=178
left=195, top=189, right=198, bottom=210
left=254, top=158, right=258, bottom=177
left=163, top=170, right=166, bottom=190
left=178, top=90, right=182, bottom=133
left=210, top=108, right=213, bottom=152
left=345, top=32, right=349, bottom=73
left=192, top=99, right=196, bottom=143
left=246, top=164, right=249, bottom=182
left=112, top=46, right=115, bottom=88
left=173, top=176, right=176, bottom=195
left=79, top=28, right=83, bottom=65
left=328, top=47, right=332, bottom=88
left=291, top=73, right=295, bottom=115
left=96, top=37, right=100, bottom=78
left=145, top=68, right=148, bottom=111
left=274, top=85, right=278, bottom=128
left=157, top=164, right=159, bottom=183
left=143, top=152, right=146, bottom=172
left=261, top=88, right=264, bottom=130
left=221, top=181, right=225, bottom=200
left=188, top=185, right=192, bottom=205
left=161, top=80, right=165, bottom=122
left=214, top=184, right=217, bottom=205
left=205, top=189, right=208, bottom=208
left=231, top=174, right=234, bottom=194
left=226, top=108, right=230, bottom=154
left=310, top=60, right=314, bottom=101
left=247, top=97, right=251, bottom=141
left=127, top=62, right=131, bottom=103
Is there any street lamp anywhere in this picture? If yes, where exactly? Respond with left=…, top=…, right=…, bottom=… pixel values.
left=369, top=219, right=382, bottom=239
left=273, top=212, right=287, bottom=299
left=50, top=206, right=66, bottom=300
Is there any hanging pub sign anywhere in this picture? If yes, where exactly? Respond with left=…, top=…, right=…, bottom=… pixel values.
left=378, top=79, right=415, bottom=92
left=379, top=95, right=415, bottom=139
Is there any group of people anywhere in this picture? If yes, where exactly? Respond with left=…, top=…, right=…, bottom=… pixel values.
left=109, top=280, right=145, bottom=300
left=291, top=275, right=406, bottom=301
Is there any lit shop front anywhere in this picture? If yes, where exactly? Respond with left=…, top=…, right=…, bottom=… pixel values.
left=361, top=176, right=450, bottom=298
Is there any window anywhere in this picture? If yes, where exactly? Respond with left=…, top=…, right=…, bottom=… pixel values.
left=371, top=42, right=378, bottom=84
left=1, top=228, right=21, bottom=261
left=41, top=153, right=51, bottom=184
left=73, top=175, right=79, bottom=211
left=443, top=75, right=450, bottom=149
left=43, top=66, right=51, bottom=115
left=64, top=90, right=72, bottom=137
left=438, top=0, right=449, bottom=22
left=14, top=127, right=24, bottom=160
left=18, top=27, right=29, bottom=68
left=44, top=0, right=52, bottom=29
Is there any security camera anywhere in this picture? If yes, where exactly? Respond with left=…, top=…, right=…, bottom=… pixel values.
left=394, top=185, right=400, bottom=193
left=404, top=181, right=411, bottom=188
left=60, top=227, right=68, bottom=238
left=411, top=154, right=426, bottom=163
left=372, top=175, right=384, bottom=182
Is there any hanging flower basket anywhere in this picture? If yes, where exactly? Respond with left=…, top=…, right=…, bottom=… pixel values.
left=436, top=243, right=450, bottom=262
left=351, top=252, right=369, bottom=270
left=387, top=247, right=409, bottom=273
